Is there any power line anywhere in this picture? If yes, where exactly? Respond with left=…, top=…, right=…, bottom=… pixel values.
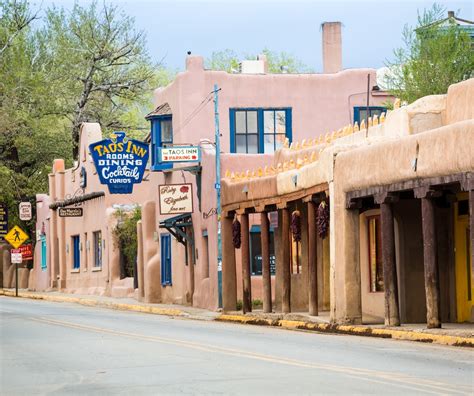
left=172, top=90, right=216, bottom=134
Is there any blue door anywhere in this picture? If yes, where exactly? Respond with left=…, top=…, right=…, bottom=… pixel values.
left=160, top=234, right=172, bottom=285
left=72, top=235, right=80, bottom=269
left=41, top=235, right=47, bottom=270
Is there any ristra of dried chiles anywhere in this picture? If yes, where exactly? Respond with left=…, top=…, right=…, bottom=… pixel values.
left=317, top=200, right=329, bottom=239
left=232, top=218, right=241, bottom=249
left=290, top=210, right=301, bottom=242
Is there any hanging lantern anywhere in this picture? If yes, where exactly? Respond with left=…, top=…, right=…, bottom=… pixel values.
left=232, top=218, right=241, bottom=249
left=317, top=200, right=330, bottom=239
left=290, top=210, right=301, bottom=242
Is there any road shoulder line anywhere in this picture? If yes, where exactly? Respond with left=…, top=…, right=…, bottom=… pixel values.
left=2, top=290, right=472, bottom=348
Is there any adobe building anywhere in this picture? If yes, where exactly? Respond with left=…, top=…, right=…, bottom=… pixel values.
left=24, top=123, right=151, bottom=297
left=137, top=22, right=391, bottom=310
left=220, top=78, right=473, bottom=326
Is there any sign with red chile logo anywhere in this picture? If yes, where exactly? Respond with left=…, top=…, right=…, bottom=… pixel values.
left=18, top=243, right=33, bottom=260
left=158, top=184, right=193, bottom=215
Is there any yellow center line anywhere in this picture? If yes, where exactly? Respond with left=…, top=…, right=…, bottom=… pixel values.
left=30, top=316, right=471, bottom=395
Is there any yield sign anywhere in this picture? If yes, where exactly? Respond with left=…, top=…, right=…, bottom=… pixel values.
left=4, top=225, right=29, bottom=249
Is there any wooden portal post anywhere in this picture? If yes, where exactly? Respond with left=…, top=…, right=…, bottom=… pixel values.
left=261, top=212, right=272, bottom=313
left=281, top=207, right=291, bottom=313
left=421, top=197, right=441, bottom=328
left=380, top=202, right=400, bottom=326
left=307, top=201, right=318, bottom=316
left=241, top=213, right=252, bottom=313
left=186, top=227, right=195, bottom=304
left=222, top=215, right=237, bottom=311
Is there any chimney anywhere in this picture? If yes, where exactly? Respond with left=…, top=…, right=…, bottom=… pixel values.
left=185, top=54, right=204, bottom=72
left=322, top=22, right=342, bottom=73
left=448, top=11, right=455, bottom=18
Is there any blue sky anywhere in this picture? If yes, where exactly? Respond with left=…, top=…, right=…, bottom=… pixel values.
left=39, top=0, right=472, bottom=72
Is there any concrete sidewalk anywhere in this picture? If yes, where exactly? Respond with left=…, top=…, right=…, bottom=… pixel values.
left=2, top=289, right=473, bottom=348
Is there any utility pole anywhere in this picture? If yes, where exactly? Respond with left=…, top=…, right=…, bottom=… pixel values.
left=214, top=84, right=223, bottom=308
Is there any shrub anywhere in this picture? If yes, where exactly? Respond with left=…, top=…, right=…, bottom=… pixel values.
left=112, top=206, right=141, bottom=278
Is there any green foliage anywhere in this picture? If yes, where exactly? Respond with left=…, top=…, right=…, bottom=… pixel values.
left=205, top=49, right=240, bottom=72
left=206, top=48, right=312, bottom=73
left=260, top=48, right=312, bottom=73
left=236, top=299, right=243, bottom=311
left=386, top=3, right=474, bottom=103
left=112, top=206, right=141, bottom=276
left=252, top=299, right=263, bottom=308
left=0, top=0, right=171, bottom=231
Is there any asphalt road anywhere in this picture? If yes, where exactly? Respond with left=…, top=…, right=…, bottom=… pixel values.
left=1, top=297, right=473, bottom=395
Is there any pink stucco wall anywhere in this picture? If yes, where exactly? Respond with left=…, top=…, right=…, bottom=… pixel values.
left=33, top=124, right=152, bottom=296
left=29, top=194, right=51, bottom=291
left=144, top=54, right=390, bottom=311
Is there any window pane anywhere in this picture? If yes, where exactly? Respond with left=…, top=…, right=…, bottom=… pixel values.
left=264, top=111, right=275, bottom=134
left=235, top=111, right=246, bottom=134
left=236, top=134, right=247, bottom=153
left=161, top=119, right=173, bottom=143
left=359, top=110, right=368, bottom=123
left=251, top=232, right=262, bottom=275
left=247, top=111, right=258, bottom=133
left=276, top=111, right=286, bottom=134
left=370, top=109, right=383, bottom=118
left=275, top=134, right=285, bottom=150
left=247, top=134, right=258, bottom=154
left=264, top=134, right=275, bottom=153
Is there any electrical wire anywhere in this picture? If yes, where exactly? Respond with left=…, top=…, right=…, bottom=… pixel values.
left=172, top=90, right=216, bottom=134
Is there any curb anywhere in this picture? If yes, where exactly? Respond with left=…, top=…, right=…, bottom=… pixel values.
left=216, top=314, right=474, bottom=348
left=2, top=290, right=472, bottom=348
left=0, top=290, right=186, bottom=318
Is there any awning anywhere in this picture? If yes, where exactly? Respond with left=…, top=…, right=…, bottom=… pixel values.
left=49, top=191, right=105, bottom=210
left=159, top=213, right=193, bottom=247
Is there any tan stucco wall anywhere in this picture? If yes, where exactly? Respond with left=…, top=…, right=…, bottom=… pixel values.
left=446, top=78, right=474, bottom=125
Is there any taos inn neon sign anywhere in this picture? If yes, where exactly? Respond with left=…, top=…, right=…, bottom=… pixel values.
left=90, top=132, right=149, bottom=194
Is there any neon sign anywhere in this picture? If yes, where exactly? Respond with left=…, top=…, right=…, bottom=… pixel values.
left=89, top=132, right=149, bottom=194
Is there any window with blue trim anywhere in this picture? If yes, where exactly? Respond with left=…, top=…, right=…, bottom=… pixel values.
left=150, top=115, right=173, bottom=170
left=250, top=225, right=276, bottom=276
left=72, top=235, right=80, bottom=270
left=230, top=108, right=292, bottom=154
left=353, top=106, right=387, bottom=124
left=161, top=234, right=172, bottom=286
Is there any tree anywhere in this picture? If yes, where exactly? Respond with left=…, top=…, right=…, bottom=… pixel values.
left=0, top=0, right=39, bottom=55
left=39, top=1, right=157, bottom=157
left=0, top=0, right=169, bottom=230
left=386, top=3, right=474, bottom=103
left=206, top=48, right=312, bottom=73
left=206, top=49, right=240, bottom=72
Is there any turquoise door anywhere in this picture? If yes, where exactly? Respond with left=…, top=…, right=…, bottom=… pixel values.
left=41, top=235, right=47, bottom=270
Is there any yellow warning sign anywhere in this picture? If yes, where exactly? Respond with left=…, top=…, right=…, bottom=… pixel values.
left=4, top=225, right=29, bottom=249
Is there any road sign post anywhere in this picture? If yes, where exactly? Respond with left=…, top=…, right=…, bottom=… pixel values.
left=5, top=226, right=29, bottom=297
left=11, top=249, right=22, bottom=297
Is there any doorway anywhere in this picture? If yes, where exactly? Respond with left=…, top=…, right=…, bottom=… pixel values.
left=454, top=194, right=472, bottom=322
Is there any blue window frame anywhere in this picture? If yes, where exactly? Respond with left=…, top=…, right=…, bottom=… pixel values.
left=150, top=115, right=173, bottom=171
left=353, top=106, right=387, bottom=124
left=72, top=235, right=80, bottom=270
left=230, top=108, right=292, bottom=154
left=161, top=234, right=172, bottom=286
left=41, top=235, right=47, bottom=271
